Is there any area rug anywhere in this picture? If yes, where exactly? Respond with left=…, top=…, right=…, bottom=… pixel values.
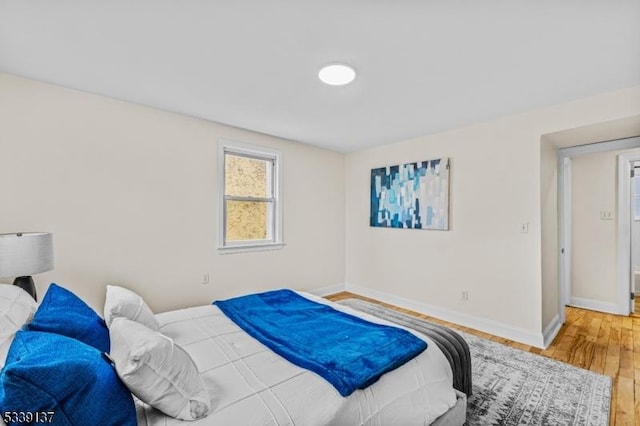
left=337, top=298, right=611, bottom=426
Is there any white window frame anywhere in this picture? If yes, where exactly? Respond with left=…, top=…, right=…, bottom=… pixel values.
left=218, top=139, right=284, bottom=254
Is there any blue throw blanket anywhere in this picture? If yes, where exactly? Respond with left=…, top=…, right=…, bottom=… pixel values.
left=214, top=289, right=427, bottom=397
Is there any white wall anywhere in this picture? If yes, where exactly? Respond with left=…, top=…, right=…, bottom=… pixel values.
left=0, top=73, right=345, bottom=312
left=540, top=139, right=559, bottom=332
left=2, top=71, right=640, bottom=347
left=345, top=86, right=640, bottom=346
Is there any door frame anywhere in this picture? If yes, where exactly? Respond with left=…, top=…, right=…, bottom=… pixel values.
left=618, top=151, right=640, bottom=314
left=558, top=137, right=640, bottom=318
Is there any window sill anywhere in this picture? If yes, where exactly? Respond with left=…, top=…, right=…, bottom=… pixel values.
left=218, top=242, right=285, bottom=255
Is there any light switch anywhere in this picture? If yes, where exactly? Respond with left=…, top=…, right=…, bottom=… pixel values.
left=600, top=211, right=614, bottom=220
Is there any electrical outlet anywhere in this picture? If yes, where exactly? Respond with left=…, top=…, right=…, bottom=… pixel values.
left=202, top=273, right=210, bottom=285
left=461, top=290, right=469, bottom=301
left=520, top=223, right=529, bottom=233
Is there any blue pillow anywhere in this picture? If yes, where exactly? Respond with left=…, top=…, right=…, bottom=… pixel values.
left=0, top=330, right=136, bottom=426
left=26, top=283, right=110, bottom=353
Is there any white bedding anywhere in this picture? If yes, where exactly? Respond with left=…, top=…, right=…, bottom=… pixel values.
left=135, top=292, right=457, bottom=426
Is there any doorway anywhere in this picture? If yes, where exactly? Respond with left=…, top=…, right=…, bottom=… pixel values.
left=558, top=137, right=640, bottom=317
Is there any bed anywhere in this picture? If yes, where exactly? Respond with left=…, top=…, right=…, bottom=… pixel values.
left=136, top=291, right=465, bottom=426
left=0, top=284, right=467, bottom=425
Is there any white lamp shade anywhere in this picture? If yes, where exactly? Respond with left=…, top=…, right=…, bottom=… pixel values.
left=0, top=233, right=54, bottom=277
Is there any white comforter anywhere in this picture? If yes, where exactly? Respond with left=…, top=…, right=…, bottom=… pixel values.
left=135, top=293, right=456, bottom=426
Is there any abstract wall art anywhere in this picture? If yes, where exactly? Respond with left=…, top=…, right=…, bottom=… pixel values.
left=370, top=158, right=450, bottom=230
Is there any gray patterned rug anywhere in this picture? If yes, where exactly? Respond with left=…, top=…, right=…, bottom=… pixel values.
left=337, top=299, right=611, bottom=426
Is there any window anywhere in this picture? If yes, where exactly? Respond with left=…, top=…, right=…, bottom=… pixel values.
left=218, top=140, right=283, bottom=253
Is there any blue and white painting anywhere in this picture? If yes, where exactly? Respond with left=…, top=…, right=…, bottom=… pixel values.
left=370, top=158, right=449, bottom=230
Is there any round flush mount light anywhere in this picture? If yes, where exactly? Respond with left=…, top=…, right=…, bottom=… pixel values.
left=318, top=63, right=356, bottom=86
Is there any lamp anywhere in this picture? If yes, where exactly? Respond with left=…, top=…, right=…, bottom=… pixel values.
left=0, top=232, right=54, bottom=301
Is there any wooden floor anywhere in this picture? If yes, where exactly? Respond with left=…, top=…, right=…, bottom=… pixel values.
left=325, top=291, right=640, bottom=426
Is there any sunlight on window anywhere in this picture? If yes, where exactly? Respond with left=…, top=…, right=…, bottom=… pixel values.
left=224, top=154, right=271, bottom=242
left=224, top=155, right=268, bottom=198
left=225, top=200, right=268, bottom=241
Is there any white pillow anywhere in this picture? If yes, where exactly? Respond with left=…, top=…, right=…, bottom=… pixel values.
left=0, top=284, right=38, bottom=368
left=109, top=317, right=211, bottom=420
left=104, top=285, right=159, bottom=331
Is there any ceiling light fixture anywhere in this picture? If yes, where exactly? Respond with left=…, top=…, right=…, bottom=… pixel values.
left=318, top=64, right=356, bottom=86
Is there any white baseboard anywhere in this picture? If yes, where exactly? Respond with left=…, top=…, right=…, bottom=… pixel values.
left=542, top=314, right=562, bottom=348
left=569, top=297, right=619, bottom=315
left=308, top=284, right=346, bottom=297
left=345, top=283, right=546, bottom=348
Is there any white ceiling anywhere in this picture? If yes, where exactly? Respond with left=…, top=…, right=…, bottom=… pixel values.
left=1, top=1, right=638, bottom=152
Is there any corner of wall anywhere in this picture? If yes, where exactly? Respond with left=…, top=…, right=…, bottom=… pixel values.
left=308, top=284, right=347, bottom=297
left=542, top=313, right=562, bottom=349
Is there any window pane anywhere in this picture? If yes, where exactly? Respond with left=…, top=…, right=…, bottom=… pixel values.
left=225, top=154, right=270, bottom=198
left=635, top=196, right=640, bottom=220
left=225, top=200, right=272, bottom=241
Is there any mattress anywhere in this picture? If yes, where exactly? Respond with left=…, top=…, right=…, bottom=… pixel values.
left=135, top=292, right=457, bottom=425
